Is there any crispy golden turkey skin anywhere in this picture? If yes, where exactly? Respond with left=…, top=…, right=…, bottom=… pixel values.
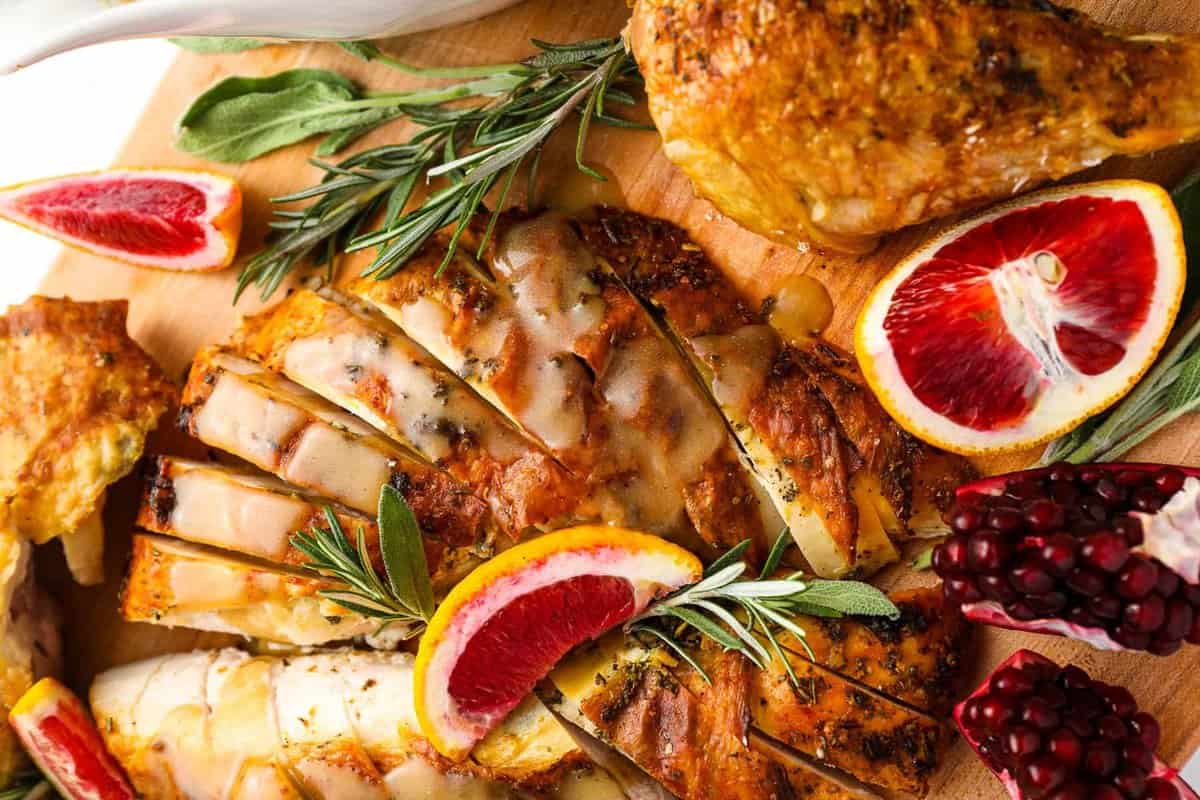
left=629, top=0, right=1200, bottom=252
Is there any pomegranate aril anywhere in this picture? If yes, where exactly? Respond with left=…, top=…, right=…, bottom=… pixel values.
left=1020, top=697, right=1061, bottom=731
left=1153, top=468, right=1186, bottom=496
left=1041, top=534, right=1078, bottom=576
left=1079, top=467, right=1106, bottom=485
left=1011, top=560, right=1057, bottom=594
left=945, top=576, right=983, bottom=604
left=1048, top=728, right=1083, bottom=767
left=1095, top=478, right=1125, bottom=507
left=1026, top=499, right=1066, bottom=532
left=1132, top=486, right=1166, bottom=512
left=1093, top=787, right=1124, bottom=800
left=1114, top=516, right=1145, bottom=546
left=1123, top=741, right=1155, bottom=773
left=979, top=695, right=1016, bottom=729
left=1047, top=787, right=1087, bottom=800
left=969, top=529, right=1011, bottom=570
left=1114, top=767, right=1148, bottom=799
left=1067, top=606, right=1102, bottom=628
left=1162, top=601, right=1194, bottom=640
left=1146, top=777, right=1182, bottom=800
left=988, top=508, right=1024, bottom=532
left=934, top=536, right=970, bottom=573
left=1116, top=469, right=1153, bottom=488
left=1154, top=569, right=1180, bottom=598
left=1097, top=714, right=1128, bottom=741
left=1006, top=726, right=1042, bottom=757
left=1059, top=665, right=1091, bottom=691
left=982, top=573, right=1020, bottom=603
left=1047, top=463, right=1077, bottom=483
left=1084, top=741, right=1119, bottom=777
left=950, top=508, right=982, bottom=533
left=1124, top=595, right=1166, bottom=633
left=1117, top=560, right=1160, bottom=600
left=1066, top=568, right=1106, bottom=596
left=992, top=666, right=1036, bottom=696
left=1148, top=637, right=1182, bottom=656
left=1131, top=712, right=1161, bottom=750
left=1102, top=686, right=1137, bottom=718
left=1090, top=593, right=1123, bottom=619
left=1113, top=626, right=1152, bottom=651
left=1082, top=533, right=1130, bottom=573
left=1028, top=592, right=1069, bottom=615
left=1024, top=756, right=1069, bottom=793
left=1007, top=601, right=1039, bottom=621
left=1188, top=614, right=1200, bottom=645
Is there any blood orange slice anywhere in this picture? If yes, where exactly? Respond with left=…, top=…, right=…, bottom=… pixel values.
left=0, top=168, right=241, bottom=272
left=414, top=526, right=701, bottom=761
left=856, top=181, right=1185, bottom=454
left=9, top=677, right=136, bottom=800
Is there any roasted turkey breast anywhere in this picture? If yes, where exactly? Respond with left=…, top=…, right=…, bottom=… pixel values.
left=628, top=0, right=1200, bottom=252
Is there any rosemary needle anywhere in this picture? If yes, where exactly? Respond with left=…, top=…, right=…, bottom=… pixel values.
left=238, top=36, right=647, bottom=302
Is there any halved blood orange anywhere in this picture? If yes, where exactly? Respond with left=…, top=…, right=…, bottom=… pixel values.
left=855, top=181, right=1185, bottom=455
left=0, top=168, right=241, bottom=272
left=413, top=526, right=701, bottom=761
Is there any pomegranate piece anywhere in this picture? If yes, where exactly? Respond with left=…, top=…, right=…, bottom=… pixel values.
left=956, top=650, right=1198, bottom=800
left=934, top=463, right=1200, bottom=654
left=9, top=677, right=135, bottom=800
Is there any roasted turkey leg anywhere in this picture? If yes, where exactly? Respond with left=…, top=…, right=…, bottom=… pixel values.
left=629, top=0, right=1200, bottom=252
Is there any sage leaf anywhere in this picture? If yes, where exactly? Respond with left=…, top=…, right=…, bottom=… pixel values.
left=179, top=68, right=356, bottom=127
left=177, top=69, right=383, bottom=162
left=339, top=41, right=382, bottom=61
left=170, top=37, right=269, bottom=53
left=315, top=108, right=406, bottom=156
left=377, top=485, right=435, bottom=622
left=792, top=579, right=901, bottom=618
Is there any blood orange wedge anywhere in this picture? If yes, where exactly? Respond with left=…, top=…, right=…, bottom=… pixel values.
left=855, top=180, right=1185, bottom=455
left=413, top=526, right=702, bottom=761
left=0, top=168, right=241, bottom=272
left=9, top=678, right=135, bottom=800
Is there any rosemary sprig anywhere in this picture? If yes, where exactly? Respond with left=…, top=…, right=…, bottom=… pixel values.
left=627, top=535, right=900, bottom=685
left=291, top=485, right=434, bottom=634
left=1040, top=172, right=1200, bottom=464
left=237, top=36, right=647, bottom=301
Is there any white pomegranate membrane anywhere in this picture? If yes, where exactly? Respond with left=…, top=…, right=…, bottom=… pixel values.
left=955, top=650, right=1198, bottom=800
left=933, top=463, right=1200, bottom=654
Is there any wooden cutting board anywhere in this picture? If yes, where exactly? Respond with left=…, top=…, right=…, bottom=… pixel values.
left=30, top=0, right=1200, bottom=796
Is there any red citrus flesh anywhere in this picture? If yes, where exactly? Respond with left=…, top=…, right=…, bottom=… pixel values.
left=13, top=177, right=208, bottom=257
left=447, top=574, right=635, bottom=718
left=10, top=678, right=135, bottom=800
left=883, top=194, right=1157, bottom=431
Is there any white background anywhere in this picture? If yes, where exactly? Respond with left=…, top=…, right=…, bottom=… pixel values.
left=0, top=37, right=1197, bottom=789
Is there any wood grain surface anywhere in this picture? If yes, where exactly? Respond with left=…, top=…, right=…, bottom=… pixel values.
left=30, top=1, right=1200, bottom=797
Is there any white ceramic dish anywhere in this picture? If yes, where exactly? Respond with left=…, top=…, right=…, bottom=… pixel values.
left=0, top=0, right=523, bottom=75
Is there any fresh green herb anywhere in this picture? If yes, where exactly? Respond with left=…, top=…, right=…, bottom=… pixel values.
left=337, top=40, right=524, bottom=78
left=910, top=546, right=935, bottom=571
left=0, top=772, right=56, bottom=800
left=176, top=66, right=524, bottom=164
left=627, top=539, right=900, bottom=685
left=1040, top=173, right=1200, bottom=464
left=169, top=37, right=269, bottom=54
left=291, top=485, right=434, bottom=634
left=234, top=35, right=647, bottom=301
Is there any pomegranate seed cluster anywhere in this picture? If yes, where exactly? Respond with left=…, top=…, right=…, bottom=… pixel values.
left=960, top=655, right=1179, bottom=800
left=933, top=464, right=1200, bottom=655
